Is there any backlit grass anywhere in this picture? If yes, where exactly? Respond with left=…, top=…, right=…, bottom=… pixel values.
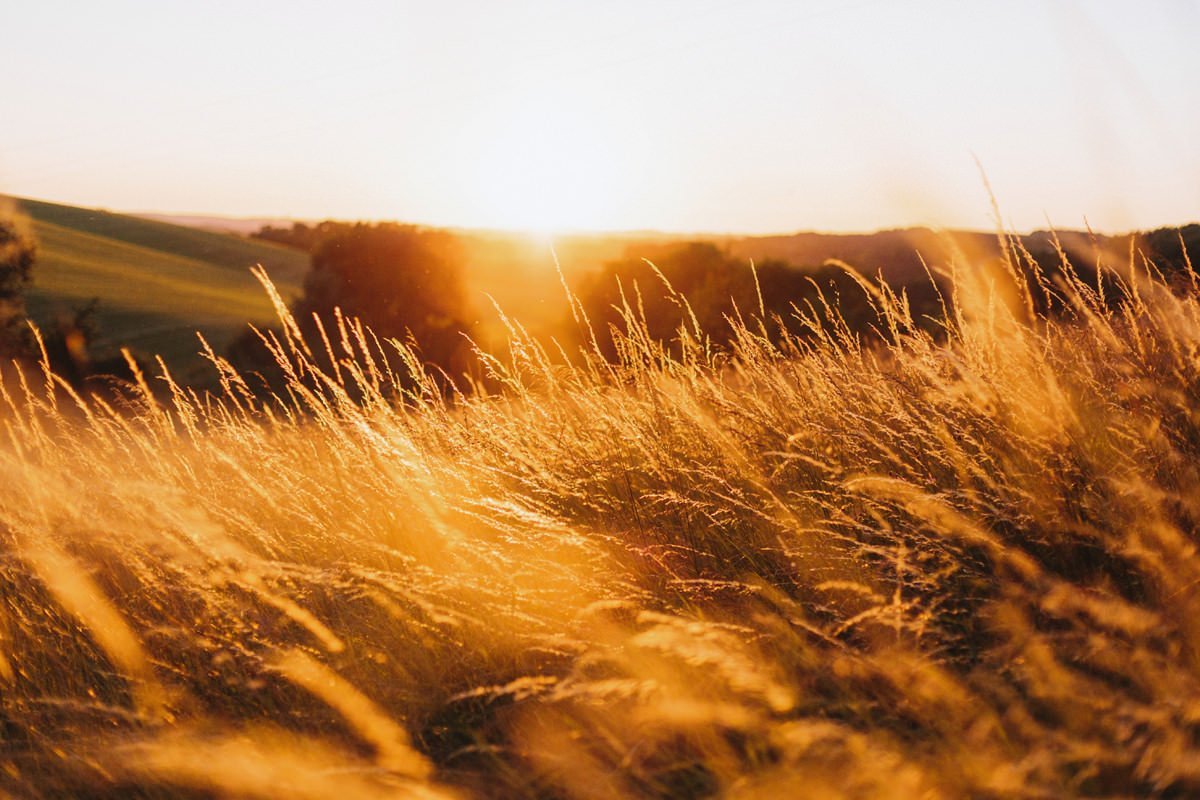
left=1, top=232, right=1199, bottom=797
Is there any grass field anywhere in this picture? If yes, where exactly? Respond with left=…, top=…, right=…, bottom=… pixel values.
left=13, top=197, right=308, bottom=380
left=1, top=234, right=1199, bottom=797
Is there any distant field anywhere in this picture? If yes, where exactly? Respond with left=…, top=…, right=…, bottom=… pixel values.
left=14, top=197, right=308, bottom=380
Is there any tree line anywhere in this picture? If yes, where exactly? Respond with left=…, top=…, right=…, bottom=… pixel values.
left=230, top=219, right=1200, bottom=396
left=5, top=203, right=1197, bottom=398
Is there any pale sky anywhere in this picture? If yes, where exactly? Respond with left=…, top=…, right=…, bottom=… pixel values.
left=2, top=0, right=1198, bottom=233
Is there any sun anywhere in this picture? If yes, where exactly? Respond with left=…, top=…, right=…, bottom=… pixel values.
left=463, top=98, right=627, bottom=235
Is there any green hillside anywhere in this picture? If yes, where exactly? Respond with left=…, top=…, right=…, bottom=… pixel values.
left=12, top=197, right=308, bottom=381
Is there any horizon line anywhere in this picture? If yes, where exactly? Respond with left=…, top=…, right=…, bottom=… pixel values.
left=8, top=192, right=1197, bottom=241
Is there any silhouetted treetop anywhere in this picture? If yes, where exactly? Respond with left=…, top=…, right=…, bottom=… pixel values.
left=298, top=222, right=473, bottom=344
left=232, top=222, right=478, bottom=393
left=251, top=220, right=349, bottom=252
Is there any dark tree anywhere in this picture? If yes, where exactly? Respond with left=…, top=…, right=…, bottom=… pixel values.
left=232, top=223, right=478, bottom=393
left=0, top=203, right=37, bottom=358
left=577, top=242, right=895, bottom=358
left=298, top=223, right=475, bottom=372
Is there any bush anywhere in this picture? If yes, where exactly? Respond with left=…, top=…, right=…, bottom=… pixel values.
left=577, top=241, right=943, bottom=358
left=0, top=201, right=37, bottom=358
left=232, top=222, right=477, bottom=394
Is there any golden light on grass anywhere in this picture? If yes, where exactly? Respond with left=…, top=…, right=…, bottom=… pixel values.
left=2, top=230, right=1200, bottom=796
left=272, top=648, right=431, bottom=778
left=112, top=726, right=457, bottom=800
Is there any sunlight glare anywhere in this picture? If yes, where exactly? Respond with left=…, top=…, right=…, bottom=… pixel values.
left=466, top=99, right=625, bottom=235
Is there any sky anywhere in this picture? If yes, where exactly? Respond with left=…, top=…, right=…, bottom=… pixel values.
left=2, top=0, right=1198, bottom=234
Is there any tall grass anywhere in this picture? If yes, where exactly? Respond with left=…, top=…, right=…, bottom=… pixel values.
left=2, top=231, right=1200, bottom=798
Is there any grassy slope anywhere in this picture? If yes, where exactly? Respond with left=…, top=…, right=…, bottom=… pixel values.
left=18, top=197, right=309, bottom=279
left=14, top=197, right=308, bottom=378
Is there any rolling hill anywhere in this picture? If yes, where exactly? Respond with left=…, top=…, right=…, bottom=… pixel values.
left=12, top=197, right=308, bottom=382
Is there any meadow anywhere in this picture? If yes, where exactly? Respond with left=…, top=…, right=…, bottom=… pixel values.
left=2, top=230, right=1200, bottom=799
left=17, top=198, right=308, bottom=382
